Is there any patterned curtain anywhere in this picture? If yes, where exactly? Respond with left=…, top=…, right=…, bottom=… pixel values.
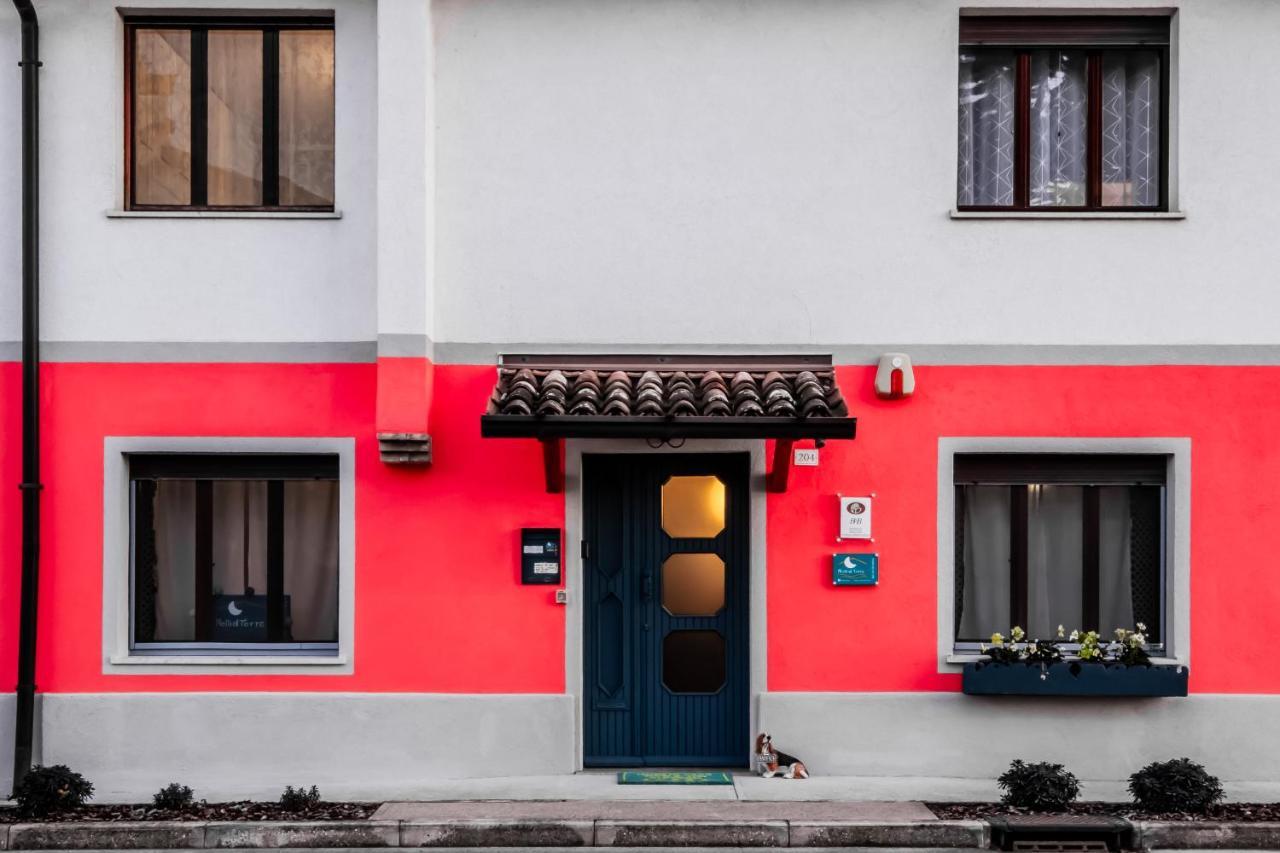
left=957, top=51, right=1015, bottom=206
left=1029, top=51, right=1087, bottom=207
left=1102, top=52, right=1161, bottom=207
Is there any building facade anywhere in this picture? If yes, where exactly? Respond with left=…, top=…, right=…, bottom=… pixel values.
left=3, top=0, right=1280, bottom=802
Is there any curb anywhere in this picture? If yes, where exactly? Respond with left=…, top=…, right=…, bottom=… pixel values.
left=401, top=819, right=594, bottom=847
left=595, top=819, right=790, bottom=847
left=788, top=820, right=988, bottom=848
left=206, top=820, right=401, bottom=848
left=1134, top=820, right=1280, bottom=850
left=8, top=816, right=1280, bottom=848
left=7, top=821, right=206, bottom=850
left=0, top=818, right=984, bottom=849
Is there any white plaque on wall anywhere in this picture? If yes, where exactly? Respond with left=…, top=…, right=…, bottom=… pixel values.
left=839, top=496, right=873, bottom=539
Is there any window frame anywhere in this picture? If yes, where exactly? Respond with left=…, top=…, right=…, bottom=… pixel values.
left=957, top=15, right=1172, bottom=213
left=935, top=438, right=1191, bottom=672
left=128, top=453, right=341, bottom=657
left=952, top=454, right=1168, bottom=651
left=123, top=11, right=336, bottom=212
left=102, top=437, right=355, bottom=674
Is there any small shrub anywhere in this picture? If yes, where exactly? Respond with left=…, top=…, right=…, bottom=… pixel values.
left=153, top=782, right=195, bottom=810
left=998, top=760, right=1080, bottom=811
left=280, top=784, right=321, bottom=812
left=1129, top=758, right=1224, bottom=813
left=12, top=764, right=94, bottom=817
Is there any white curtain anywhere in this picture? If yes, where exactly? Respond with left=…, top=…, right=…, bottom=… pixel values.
left=148, top=478, right=339, bottom=643
left=958, top=486, right=1011, bottom=639
left=1102, top=52, right=1160, bottom=207
left=1098, top=486, right=1135, bottom=631
left=284, top=480, right=340, bottom=642
left=153, top=480, right=196, bottom=641
left=959, top=484, right=1137, bottom=641
left=1027, top=486, right=1083, bottom=638
left=1029, top=51, right=1087, bottom=207
left=957, top=51, right=1016, bottom=206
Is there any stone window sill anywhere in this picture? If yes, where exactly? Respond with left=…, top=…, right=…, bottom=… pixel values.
left=106, top=209, right=343, bottom=220
left=950, top=209, right=1185, bottom=221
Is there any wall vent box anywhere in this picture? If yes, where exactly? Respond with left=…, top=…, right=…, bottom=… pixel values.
left=521, top=528, right=562, bottom=585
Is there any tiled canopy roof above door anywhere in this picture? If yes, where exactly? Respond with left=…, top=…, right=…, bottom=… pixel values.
left=481, top=355, right=857, bottom=441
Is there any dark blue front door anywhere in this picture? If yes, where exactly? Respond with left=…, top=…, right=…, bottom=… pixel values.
left=583, top=453, right=749, bottom=767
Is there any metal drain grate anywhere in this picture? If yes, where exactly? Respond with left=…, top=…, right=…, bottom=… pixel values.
left=989, top=815, right=1134, bottom=852
left=1012, top=841, right=1112, bottom=852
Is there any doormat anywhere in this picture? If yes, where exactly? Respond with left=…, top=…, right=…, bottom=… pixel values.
left=617, top=770, right=734, bottom=785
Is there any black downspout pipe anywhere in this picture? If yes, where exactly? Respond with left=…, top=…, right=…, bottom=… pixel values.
left=10, top=0, right=39, bottom=793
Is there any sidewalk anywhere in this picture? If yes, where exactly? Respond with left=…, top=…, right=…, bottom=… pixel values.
left=354, top=770, right=1136, bottom=804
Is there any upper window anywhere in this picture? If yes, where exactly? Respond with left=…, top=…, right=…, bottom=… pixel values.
left=126, top=13, right=335, bottom=210
left=129, top=454, right=340, bottom=655
left=957, top=15, right=1170, bottom=212
left=954, top=454, right=1166, bottom=650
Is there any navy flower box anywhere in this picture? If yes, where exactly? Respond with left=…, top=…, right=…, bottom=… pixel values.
left=962, top=660, right=1189, bottom=697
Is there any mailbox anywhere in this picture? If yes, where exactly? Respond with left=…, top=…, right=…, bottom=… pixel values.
left=521, top=528, right=562, bottom=585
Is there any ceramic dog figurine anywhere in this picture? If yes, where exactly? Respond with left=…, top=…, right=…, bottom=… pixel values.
left=754, top=732, right=809, bottom=779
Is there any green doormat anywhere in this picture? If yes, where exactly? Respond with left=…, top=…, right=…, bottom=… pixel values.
left=617, top=770, right=734, bottom=785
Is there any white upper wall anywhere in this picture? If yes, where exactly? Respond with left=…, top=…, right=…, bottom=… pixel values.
left=0, top=0, right=376, bottom=346
left=1, top=0, right=1277, bottom=350
left=433, top=0, right=1279, bottom=347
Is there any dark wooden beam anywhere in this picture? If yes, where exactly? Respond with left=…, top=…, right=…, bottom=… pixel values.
left=542, top=438, right=564, bottom=494
left=767, top=439, right=795, bottom=493
left=481, top=414, right=857, bottom=441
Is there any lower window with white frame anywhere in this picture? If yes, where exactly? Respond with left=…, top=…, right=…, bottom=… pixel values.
left=953, top=453, right=1166, bottom=652
left=129, top=453, right=340, bottom=656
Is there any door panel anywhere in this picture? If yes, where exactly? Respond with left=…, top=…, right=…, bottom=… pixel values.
left=584, top=453, right=749, bottom=767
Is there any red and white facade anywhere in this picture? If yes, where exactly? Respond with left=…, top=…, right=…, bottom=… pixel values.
left=4, top=0, right=1280, bottom=802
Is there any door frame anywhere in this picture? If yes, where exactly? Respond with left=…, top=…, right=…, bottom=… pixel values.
left=564, top=439, right=768, bottom=771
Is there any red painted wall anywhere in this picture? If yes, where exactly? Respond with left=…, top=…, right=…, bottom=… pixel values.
left=768, top=365, right=1280, bottom=695
left=2, top=362, right=1279, bottom=696
left=0, top=362, right=564, bottom=693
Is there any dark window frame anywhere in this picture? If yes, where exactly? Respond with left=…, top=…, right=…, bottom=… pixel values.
left=953, top=453, right=1168, bottom=650
left=958, top=15, right=1172, bottom=213
left=123, top=12, right=336, bottom=212
left=127, top=452, right=341, bottom=656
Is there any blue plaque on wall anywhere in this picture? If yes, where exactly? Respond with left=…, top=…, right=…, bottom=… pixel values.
left=832, top=553, right=878, bottom=586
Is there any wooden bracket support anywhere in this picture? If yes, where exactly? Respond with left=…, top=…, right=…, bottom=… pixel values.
left=542, top=438, right=565, bottom=494
left=766, top=438, right=795, bottom=493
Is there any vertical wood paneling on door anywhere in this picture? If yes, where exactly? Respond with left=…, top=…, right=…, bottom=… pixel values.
left=584, top=456, right=637, bottom=764
left=585, top=453, right=750, bottom=767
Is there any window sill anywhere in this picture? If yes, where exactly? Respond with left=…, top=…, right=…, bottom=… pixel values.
left=950, top=209, right=1185, bottom=221
left=106, top=209, right=343, bottom=220
left=109, top=653, right=348, bottom=666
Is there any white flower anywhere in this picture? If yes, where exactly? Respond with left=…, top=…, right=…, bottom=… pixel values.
left=1057, top=625, right=1065, bottom=639
left=1136, top=622, right=1147, bottom=632
left=1069, top=630, right=1080, bottom=642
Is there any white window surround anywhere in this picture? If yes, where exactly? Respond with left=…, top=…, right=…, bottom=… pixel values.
left=102, top=437, right=356, bottom=675
left=936, top=437, right=1190, bottom=674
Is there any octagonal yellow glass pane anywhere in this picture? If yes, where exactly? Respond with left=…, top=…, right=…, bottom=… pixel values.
left=661, top=475, right=725, bottom=539
left=662, top=553, right=726, bottom=617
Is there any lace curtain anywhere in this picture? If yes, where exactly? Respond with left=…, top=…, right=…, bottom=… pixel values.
left=957, top=51, right=1015, bottom=207
left=958, top=49, right=1161, bottom=208
left=1102, top=52, right=1161, bottom=206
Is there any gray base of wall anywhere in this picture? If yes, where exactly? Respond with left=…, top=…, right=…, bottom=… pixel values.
left=0, top=693, right=13, bottom=795
left=38, top=693, right=575, bottom=803
left=758, top=692, right=1280, bottom=800
left=12, top=691, right=1280, bottom=803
